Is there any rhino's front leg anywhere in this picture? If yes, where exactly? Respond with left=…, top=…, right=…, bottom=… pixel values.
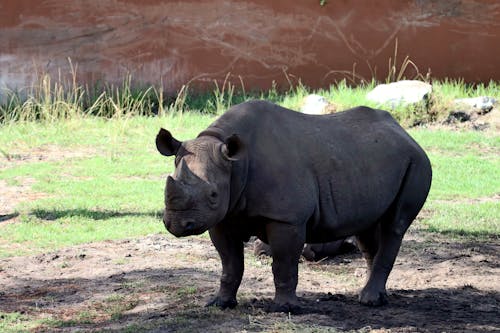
left=266, top=221, right=305, bottom=313
left=206, top=223, right=244, bottom=309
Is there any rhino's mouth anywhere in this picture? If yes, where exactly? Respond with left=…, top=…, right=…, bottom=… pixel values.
left=168, top=224, right=208, bottom=238
left=163, top=215, right=208, bottom=237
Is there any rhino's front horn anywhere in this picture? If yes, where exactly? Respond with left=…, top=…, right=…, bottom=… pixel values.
left=166, top=175, right=192, bottom=209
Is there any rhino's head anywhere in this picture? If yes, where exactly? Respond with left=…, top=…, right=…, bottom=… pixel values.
left=155, top=128, right=242, bottom=237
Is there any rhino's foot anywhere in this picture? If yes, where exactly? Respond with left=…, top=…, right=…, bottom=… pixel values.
left=268, top=301, right=302, bottom=314
left=205, top=296, right=238, bottom=310
left=358, top=288, right=388, bottom=307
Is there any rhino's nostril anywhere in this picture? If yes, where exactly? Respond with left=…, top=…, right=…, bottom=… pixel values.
left=184, top=221, right=195, bottom=231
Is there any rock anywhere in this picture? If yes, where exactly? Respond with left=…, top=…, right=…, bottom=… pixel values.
left=453, top=96, right=496, bottom=114
left=366, top=80, right=432, bottom=107
left=300, top=94, right=329, bottom=114
left=300, top=94, right=338, bottom=115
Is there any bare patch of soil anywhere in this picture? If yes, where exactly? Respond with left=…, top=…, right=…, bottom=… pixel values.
left=0, top=229, right=498, bottom=332
left=0, top=144, right=98, bottom=170
left=430, top=107, right=500, bottom=132
left=0, top=145, right=98, bottom=222
left=0, top=178, right=49, bottom=223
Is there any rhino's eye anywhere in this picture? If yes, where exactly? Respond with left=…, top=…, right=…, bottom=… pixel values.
left=207, top=190, right=219, bottom=209
left=208, top=190, right=218, bottom=206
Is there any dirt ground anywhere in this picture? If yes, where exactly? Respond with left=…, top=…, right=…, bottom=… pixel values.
left=0, top=228, right=498, bottom=332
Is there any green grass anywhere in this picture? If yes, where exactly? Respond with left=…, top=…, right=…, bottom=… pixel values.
left=408, top=128, right=499, bottom=236
left=408, top=129, right=500, bottom=202
left=0, top=311, right=43, bottom=333
left=0, top=213, right=161, bottom=257
left=423, top=201, right=499, bottom=236
left=37, top=295, right=139, bottom=329
left=426, top=153, right=499, bottom=200
left=3, top=71, right=499, bottom=126
left=0, top=115, right=214, bottom=256
left=409, top=129, right=500, bottom=155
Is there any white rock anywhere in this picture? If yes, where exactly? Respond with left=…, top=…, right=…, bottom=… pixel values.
left=453, top=96, right=496, bottom=113
left=366, top=80, right=432, bottom=107
left=300, top=94, right=329, bottom=115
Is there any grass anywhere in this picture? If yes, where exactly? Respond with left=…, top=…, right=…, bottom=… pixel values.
left=0, top=311, right=50, bottom=333
left=0, top=115, right=214, bottom=256
left=38, top=295, right=139, bottom=329
left=423, top=201, right=499, bottom=236
left=408, top=129, right=499, bottom=236
left=3, top=69, right=499, bottom=127
left=426, top=153, right=499, bottom=199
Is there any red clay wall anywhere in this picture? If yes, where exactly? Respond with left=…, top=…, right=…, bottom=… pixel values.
left=1, top=0, right=499, bottom=94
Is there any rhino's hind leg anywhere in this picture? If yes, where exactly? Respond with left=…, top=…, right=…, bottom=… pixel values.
left=358, top=162, right=430, bottom=306
left=356, top=225, right=380, bottom=276
left=266, top=221, right=305, bottom=313
left=356, top=224, right=392, bottom=306
left=357, top=220, right=401, bottom=306
left=207, top=223, right=244, bottom=309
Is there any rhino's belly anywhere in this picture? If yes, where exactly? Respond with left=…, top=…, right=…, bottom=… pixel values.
left=305, top=216, right=378, bottom=243
left=304, top=160, right=407, bottom=243
left=305, top=192, right=394, bottom=243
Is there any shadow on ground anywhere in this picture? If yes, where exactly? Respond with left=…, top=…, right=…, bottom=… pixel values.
left=1, top=265, right=498, bottom=332
left=246, top=287, right=499, bottom=332
left=31, top=208, right=162, bottom=221
left=0, top=213, right=18, bottom=223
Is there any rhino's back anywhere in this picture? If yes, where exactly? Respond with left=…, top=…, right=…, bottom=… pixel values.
left=212, top=100, right=404, bottom=147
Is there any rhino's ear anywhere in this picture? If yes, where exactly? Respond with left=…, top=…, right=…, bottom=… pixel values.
left=156, top=128, right=181, bottom=156
left=221, top=134, right=244, bottom=161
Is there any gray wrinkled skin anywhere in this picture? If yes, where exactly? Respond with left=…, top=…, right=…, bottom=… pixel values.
left=156, top=100, right=432, bottom=313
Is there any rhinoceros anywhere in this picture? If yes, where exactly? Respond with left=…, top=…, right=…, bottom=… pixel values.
left=253, top=237, right=358, bottom=261
left=156, top=100, right=432, bottom=312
